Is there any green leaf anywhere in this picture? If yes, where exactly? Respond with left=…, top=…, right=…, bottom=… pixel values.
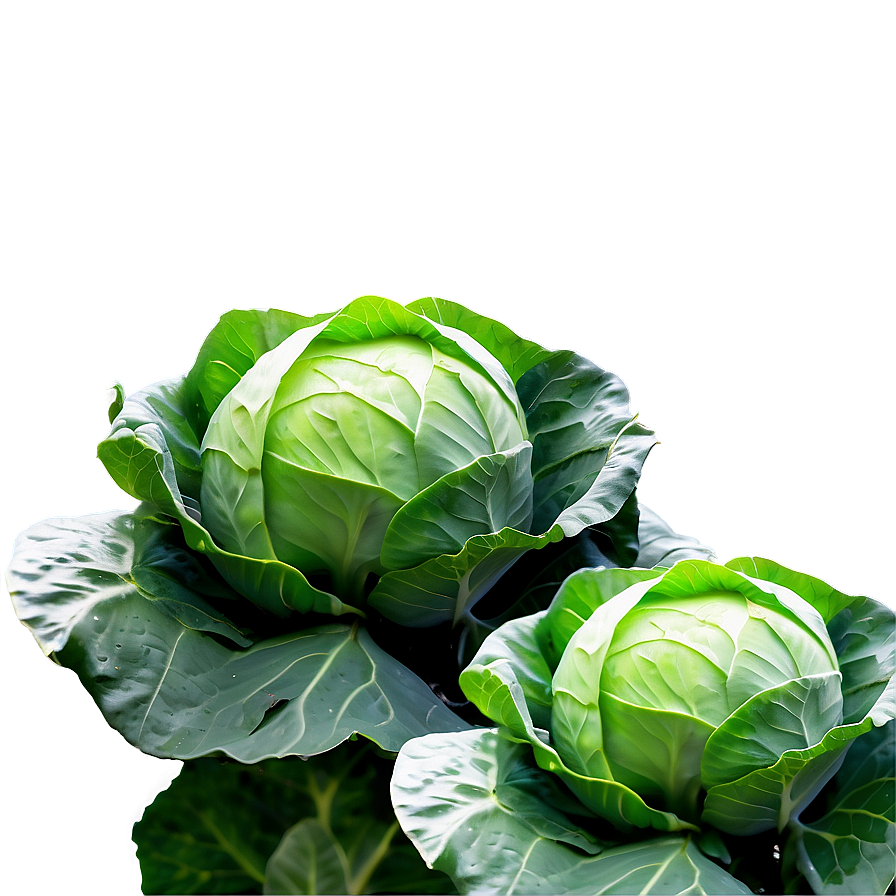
left=369, top=526, right=560, bottom=628
left=596, top=694, right=715, bottom=821
left=553, top=419, right=657, bottom=538
left=392, top=730, right=601, bottom=881
left=260, top=459, right=405, bottom=602
left=72, top=610, right=469, bottom=761
left=107, top=381, right=125, bottom=422
left=407, top=296, right=552, bottom=384
left=135, top=759, right=291, bottom=895
left=381, top=445, right=534, bottom=570
left=634, top=505, right=716, bottom=567
left=264, top=815, right=456, bottom=896
left=725, top=556, right=855, bottom=624
left=184, top=307, right=332, bottom=436
left=702, top=672, right=845, bottom=789
left=540, top=566, right=663, bottom=669
left=785, top=720, right=895, bottom=896
left=8, top=511, right=468, bottom=761
left=392, top=729, right=750, bottom=895
left=9, top=508, right=251, bottom=653
left=533, top=836, right=754, bottom=895
left=264, top=820, right=350, bottom=895
left=98, top=370, right=356, bottom=618
left=588, top=489, right=642, bottom=567
left=725, top=557, right=895, bottom=725
left=702, top=711, right=891, bottom=836
left=518, top=351, right=632, bottom=480
left=134, top=743, right=455, bottom=895
left=460, top=612, right=554, bottom=731
left=193, top=314, right=359, bottom=612
left=99, top=376, right=204, bottom=506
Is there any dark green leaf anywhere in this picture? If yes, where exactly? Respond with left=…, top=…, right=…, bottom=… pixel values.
left=8, top=511, right=468, bottom=761
left=785, top=720, right=895, bottom=895
left=369, top=526, right=561, bottom=628
left=634, top=505, right=715, bottom=567
left=136, top=759, right=291, bottom=895
left=134, top=743, right=455, bottom=895
left=264, top=821, right=350, bottom=895
left=518, top=351, right=632, bottom=480
left=9, top=508, right=250, bottom=653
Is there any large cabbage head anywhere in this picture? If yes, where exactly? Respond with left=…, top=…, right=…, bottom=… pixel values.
left=97, top=295, right=656, bottom=626
left=200, top=323, right=530, bottom=604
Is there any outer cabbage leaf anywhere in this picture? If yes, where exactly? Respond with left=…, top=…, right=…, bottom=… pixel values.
left=539, top=566, right=664, bottom=669
left=134, top=743, right=454, bottom=895
left=460, top=612, right=555, bottom=732
left=264, top=820, right=350, bottom=896
left=725, top=556, right=895, bottom=724
left=391, top=728, right=751, bottom=895
left=405, top=297, right=552, bottom=383
left=184, top=306, right=331, bottom=436
left=701, top=680, right=894, bottom=836
left=7, top=511, right=468, bottom=761
left=784, top=719, right=895, bottom=896
left=380, top=445, right=534, bottom=570
left=99, top=375, right=351, bottom=619
left=9, top=508, right=251, bottom=653
left=99, top=376, right=203, bottom=503
left=634, top=505, right=716, bottom=568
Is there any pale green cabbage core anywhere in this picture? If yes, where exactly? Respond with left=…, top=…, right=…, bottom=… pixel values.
left=201, top=333, right=529, bottom=601
left=551, top=588, right=842, bottom=821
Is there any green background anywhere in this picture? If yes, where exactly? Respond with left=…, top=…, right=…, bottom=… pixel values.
left=3, top=4, right=893, bottom=894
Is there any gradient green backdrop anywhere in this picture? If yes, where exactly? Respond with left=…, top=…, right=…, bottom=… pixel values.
left=2, top=0, right=896, bottom=893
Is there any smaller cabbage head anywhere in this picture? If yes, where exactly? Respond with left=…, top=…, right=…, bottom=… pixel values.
left=458, top=559, right=891, bottom=840
left=419, top=558, right=894, bottom=895
left=550, top=567, right=845, bottom=829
